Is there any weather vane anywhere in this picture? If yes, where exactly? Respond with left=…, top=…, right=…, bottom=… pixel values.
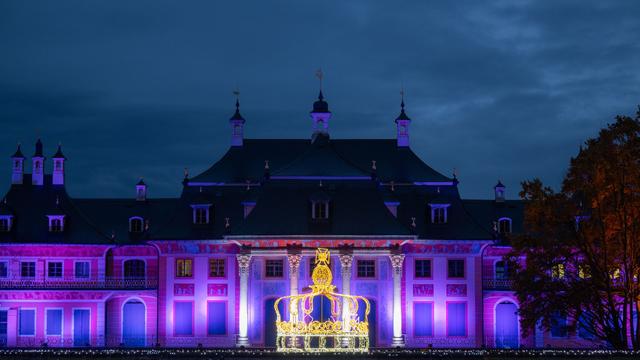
left=315, top=68, right=323, bottom=90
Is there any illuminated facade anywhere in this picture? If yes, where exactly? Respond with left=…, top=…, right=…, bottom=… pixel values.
left=0, top=92, right=595, bottom=349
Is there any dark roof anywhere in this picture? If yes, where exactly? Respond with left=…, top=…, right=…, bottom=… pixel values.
left=395, top=101, right=411, bottom=121
left=11, top=144, right=25, bottom=159
left=137, top=178, right=146, bottom=186
left=229, top=100, right=245, bottom=122
left=495, top=180, right=505, bottom=188
left=189, top=139, right=453, bottom=183
left=34, top=139, right=44, bottom=157
left=462, top=199, right=525, bottom=235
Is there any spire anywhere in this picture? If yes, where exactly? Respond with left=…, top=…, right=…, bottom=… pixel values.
left=310, top=69, right=332, bottom=139
left=32, top=139, right=45, bottom=186
left=34, top=139, right=44, bottom=157
left=229, top=89, right=246, bottom=147
left=495, top=180, right=505, bottom=202
left=395, top=88, right=412, bottom=147
left=11, top=143, right=24, bottom=159
left=52, top=143, right=65, bottom=159
left=136, top=177, right=147, bottom=201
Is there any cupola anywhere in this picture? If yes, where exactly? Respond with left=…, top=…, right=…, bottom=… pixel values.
left=52, top=144, right=66, bottom=186
left=310, top=91, right=332, bottom=139
left=229, top=93, right=246, bottom=147
left=136, top=178, right=147, bottom=201
left=395, top=94, right=412, bottom=147
left=494, top=181, right=505, bottom=203
left=10, top=143, right=25, bottom=185
left=32, top=139, right=45, bottom=186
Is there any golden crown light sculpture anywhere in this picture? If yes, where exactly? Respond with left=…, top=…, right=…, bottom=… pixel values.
left=274, top=248, right=370, bottom=352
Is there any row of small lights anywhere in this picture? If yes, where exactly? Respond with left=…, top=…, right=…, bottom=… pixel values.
left=0, top=348, right=639, bottom=358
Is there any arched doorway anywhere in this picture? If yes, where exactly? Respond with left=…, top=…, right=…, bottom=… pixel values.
left=356, top=298, right=376, bottom=348
left=495, top=301, right=519, bottom=349
left=122, top=300, right=146, bottom=347
left=264, top=298, right=285, bottom=347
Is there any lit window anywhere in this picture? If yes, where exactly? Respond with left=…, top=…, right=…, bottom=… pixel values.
left=552, top=264, right=565, bottom=279
left=129, top=217, right=144, bottom=233
left=429, top=204, right=449, bottom=224
left=311, top=201, right=329, bottom=220
left=357, top=260, right=376, bottom=278
left=209, top=258, right=225, bottom=278
left=47, top=215, right=65, bottom=232
left=124, top=259, right=145, bottom=279
left=578, top=265, right=590, bottom=279
left=265, top=259, right=284, bottom=278
left=498, top=218, right=512, bottom=234
left=448, top=259, right=465, bottom=278
left=415, top=259, right=432, bottom=278
left=611, top=268, right=621, bottom=280
left=176, top=258, right=192, bottom=278
left=74, top=261, right=90, bottom=278
left=47, top=262, right=63, bottom=278
left=21, top=262, right=35, bottom=278
left=0, top=216, right=12, bottom=232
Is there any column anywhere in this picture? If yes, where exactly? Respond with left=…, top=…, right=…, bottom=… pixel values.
left=96, top=301, right=106, bottom=346
left=287, top=254, right=302, bottom=347
left=389, top=254, right=405, bottom=347
left=236, top=253, right=252, bottom=347
left=339, top=254, right=353, bottom=346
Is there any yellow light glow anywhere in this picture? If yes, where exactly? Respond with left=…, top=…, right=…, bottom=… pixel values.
left=275, top=248, right=370, bottom=352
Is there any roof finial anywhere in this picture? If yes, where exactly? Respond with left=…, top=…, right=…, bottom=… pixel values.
left=55, top=196, right=60, bottom=206
left=233, top=87, right=240, bottom=110
left=184, top=167, right=189, bottom=179
left=400, top=83, right=405, bottom=110
left=315, top=68, right=323, bottom=93
left=264, top=160, right=270, bottom=170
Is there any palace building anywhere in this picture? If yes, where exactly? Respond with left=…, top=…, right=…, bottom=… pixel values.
left=0, top=92, right=592, bottom=349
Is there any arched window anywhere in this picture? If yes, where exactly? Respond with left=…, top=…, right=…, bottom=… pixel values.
left=124, top=259, right=145, bottom=279
left=311, top=201, right=329, bottom=220
left=129, top=217, right=144, bottom=233
left=498, top=218, right=512, bottom=234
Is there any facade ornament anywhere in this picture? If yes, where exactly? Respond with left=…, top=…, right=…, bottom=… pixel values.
left=389, top=254, right=405, bottom=275
left=339, top=254, right=353, bottom=271
left=236, top=254, right=252, bottom=276
left=287, top=254, right=302, bottom=272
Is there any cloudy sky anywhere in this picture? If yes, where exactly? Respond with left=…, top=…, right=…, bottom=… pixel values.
left=1, top=0, right=639, bottom=199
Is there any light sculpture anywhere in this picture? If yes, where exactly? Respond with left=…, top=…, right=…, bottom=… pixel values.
left=274, top=248, right=370, bottom=352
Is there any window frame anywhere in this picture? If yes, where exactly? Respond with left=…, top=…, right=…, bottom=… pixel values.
left=429, top=204, right=450, bottom=224
left=413, top=301, right=434, bottom=337
left=74, top=261, right=90, bottom=279
left=311, top=200, right=330, bottom=220
left=498, top=217, right=512, bottom=234
left=175, top=258, right=193, bottom=278
left=45, top=308, right=64, bottom=336
left=414, top=259, right=432, bottom=279
left=191, top=205, right=211, bottom=225
left=47, top=261, right=63, bottom=279
left=123, top=259, right=146, bottom=280
left=356, top=259, right=376, bottom=279
left=208, top=258, right=226, bottom=278
left=19, top=308, right=36, bottom=336
left=265, top=259, right=284, bottom=279
left=0, top=260, right=8, bottom=278
left=445, top=301, right=468, bottom=337
left=47, top=215, right=65, bottom=232
left=206, top=300, right=228, bottom=336
left=447, top=259, right=466, bottom=279
left=128, top=216, right=144, bottom=233
left=0, top=216, right=12, bottom=232
left=173, top=301, right=194, bottom=337
left=20, top=261, right=36, bottom=278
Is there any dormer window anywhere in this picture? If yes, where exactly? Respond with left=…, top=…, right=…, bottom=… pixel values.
left=498, top=217, right=512, bottom=234
left=129, top=217, right=144, bottom=233
left=191, top=205, right=211, bottom=224
left=47, top=215, right=65, bottom=232
left=311, top=201, right=329, bottom=220
left=0, top=216, right=12, bottom=232
left=429, top=204, right=449, bottom=224
left=242, top=201, right=256, bottom=219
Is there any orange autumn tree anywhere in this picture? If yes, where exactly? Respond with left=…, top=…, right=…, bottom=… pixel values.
left=509, top=110, right=640, bottom=349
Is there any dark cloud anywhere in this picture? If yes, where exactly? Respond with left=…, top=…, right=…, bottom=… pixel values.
left=0, top=0, right=639, bottom=199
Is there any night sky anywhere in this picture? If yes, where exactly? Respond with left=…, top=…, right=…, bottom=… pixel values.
left=1, top=1, right=639, bottom=200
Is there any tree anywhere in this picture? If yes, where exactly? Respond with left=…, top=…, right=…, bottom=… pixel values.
left=508, top=110, right=640, bottom=349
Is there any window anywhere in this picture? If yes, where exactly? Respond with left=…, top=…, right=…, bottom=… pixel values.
left=578, top=264, right=590, bottom=279
left=74, top=261, right=90, bottom=278
left=46, top=309, right=63, bottom=336
left=265, top=259, right=284, bottom=278
left=311, top=201, right=329, bottom=220
left=448, top=259, right=465, bottom=278
left=209, top=258, right=225, bottom=278
left=551, top=311, right=567, bottom=337
left=176, top=259, right=193, bottom=278
left=498, top=218, right=512, bottom=234
left=447, top=302, right=467, bottom=336
left=207, top=301, right=227, bottom=335
left=415, top=259, right=432, bottom=278
left=174, top=302, right=193, bottom=336
left=430, top=205, right=449, bottom=224
left=129, top=217, right=144, bottom=233
left=0, top=261, right=8, bottom=278
left=414, top=302, right=434, bottom=336
left=19, top=309, right=35, bottom=336
left=495, top=261, right=511, bottom=280
left=54, top=160, right=62, bottom=171
left=0, top=217, right=11, bottom=232
left=552, top=263, right=565, bottom=279
left=47, top=262, right=63, bottom=278
left=124, top=259, right=146, bottom=279
left=21, top=261, right=35, bottom=278
left=192, top=206, right=210, bottom=225
left=48, top=216, right=64, bottom=232
left=357, top=260, right=376, bottom=278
